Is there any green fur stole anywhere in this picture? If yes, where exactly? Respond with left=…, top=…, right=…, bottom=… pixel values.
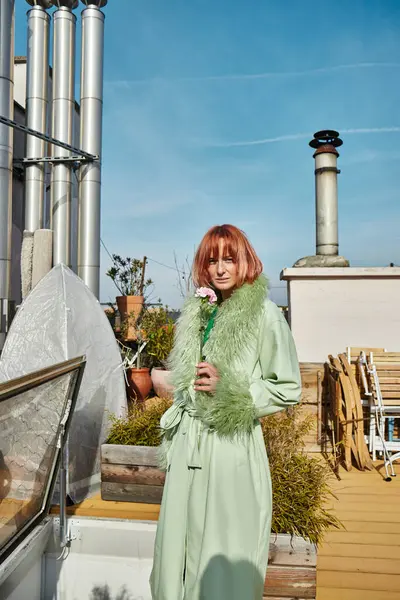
left=166, top=274, right=269, bottom=438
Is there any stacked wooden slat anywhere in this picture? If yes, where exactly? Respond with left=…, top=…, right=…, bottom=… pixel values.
left=368, top=352, right=400, bottom=407
left=365, top=352, right=400, bottom=443
left=346, top=347, right=386, bottom=364
left=298, top=363, right=324, bottom=453
left=327, top=348, right=400, bottom=469
left=326, top=353, right=373, bottom=472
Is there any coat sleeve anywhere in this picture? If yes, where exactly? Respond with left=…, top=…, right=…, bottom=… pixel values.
left=196, top=303, right=301, bottom=437
left=249, top=307, right=301, bottom=419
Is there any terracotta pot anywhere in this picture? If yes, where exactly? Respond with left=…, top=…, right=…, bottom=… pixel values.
left=151, top=367, right=174, bottom=400
left=116, top=295, right=144, bottom=340
left=126, top=367, right=152, bottom=403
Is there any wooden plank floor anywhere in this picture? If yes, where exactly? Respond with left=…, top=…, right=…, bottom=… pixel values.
left=50, top=459, right=400, bottom=599
left=50, top=495, right=160, bottom=521
left=317, top=460, right=400, bottom=600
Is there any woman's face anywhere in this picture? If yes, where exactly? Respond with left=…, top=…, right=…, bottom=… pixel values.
left=207, top=239, right=239, bottom=295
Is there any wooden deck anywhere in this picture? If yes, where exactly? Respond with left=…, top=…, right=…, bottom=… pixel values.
left=317, top=460, right=400, bottom=600
left=50, top=459, right=400, bottom=600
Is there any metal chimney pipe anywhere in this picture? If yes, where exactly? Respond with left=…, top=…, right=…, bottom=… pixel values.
left=50, top=1, right=78, bottom=267
left=293, top=130, right=348, bottom=268
left=0, top=0, right=15, bottom=346
left=309, top=130, right=343, bottom=256
left=78, top=0, right=107, bottom=298
left=25, top=1, right=51, bottom=232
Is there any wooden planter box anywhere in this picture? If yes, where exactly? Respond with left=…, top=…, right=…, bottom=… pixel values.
left=101, top=444, right=317, bottom=599
left=101, top=444, right=165, bottom=503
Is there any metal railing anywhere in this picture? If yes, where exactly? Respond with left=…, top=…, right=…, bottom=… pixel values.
left=0, top=356, right=86, bottom=563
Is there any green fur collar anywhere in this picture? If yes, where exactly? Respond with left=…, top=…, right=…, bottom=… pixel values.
left=156, top=274, right=269, bottom=462
left=168, top=274, right=269, bottom=395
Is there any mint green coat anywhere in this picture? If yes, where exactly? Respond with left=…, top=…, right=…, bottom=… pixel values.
left=150, top=276, right=301, bottom=600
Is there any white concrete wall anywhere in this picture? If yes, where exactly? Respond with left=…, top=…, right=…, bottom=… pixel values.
left=0, top=517, right=155, bottom=600
left=44, top=517, right=155, bottom=600
left=282, top=267, right=400, bottom=363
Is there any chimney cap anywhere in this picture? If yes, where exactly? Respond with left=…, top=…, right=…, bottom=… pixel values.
left=309, top=130, right=343, bottom=149
left=26, top=0, right=53, bottom=7
left=80, top=0, right=108, bottom=6
left=50, top=0, right=79, bottom=8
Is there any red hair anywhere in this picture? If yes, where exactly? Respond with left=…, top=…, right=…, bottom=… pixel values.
left=192, top=224, right=263, bottom=288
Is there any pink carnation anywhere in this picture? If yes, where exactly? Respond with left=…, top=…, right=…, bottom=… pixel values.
left=195, top=287, right=218, bottom=304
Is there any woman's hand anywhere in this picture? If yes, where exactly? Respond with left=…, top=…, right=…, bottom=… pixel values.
left=194, top=362, right=219, bottom=394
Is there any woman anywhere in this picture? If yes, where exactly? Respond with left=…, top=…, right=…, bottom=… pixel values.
left=150, top=224, right=301, bottom=600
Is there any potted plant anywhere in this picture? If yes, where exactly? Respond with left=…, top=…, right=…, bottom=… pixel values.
left=106, top=255, right=153, bottom=340
left=141, top=307, right=175, bottom=400
left=118, top=333, right=152, bottom=404
left=101, top=403, right=342, bottom=599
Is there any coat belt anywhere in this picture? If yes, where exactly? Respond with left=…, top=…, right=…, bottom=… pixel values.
left=159, top=390, right=202, bottom=469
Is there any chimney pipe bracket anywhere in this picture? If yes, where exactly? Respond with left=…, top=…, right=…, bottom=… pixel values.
left=314, top=166, right=341, bottom=175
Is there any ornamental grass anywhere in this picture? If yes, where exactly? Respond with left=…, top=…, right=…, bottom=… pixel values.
left=261, top=409, right=342, bottom=544
left=107, top=400, right=341, bottom=545
left=107, top=398, right=172, bottom=447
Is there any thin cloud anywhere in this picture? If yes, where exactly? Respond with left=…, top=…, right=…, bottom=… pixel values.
left=208, top=133, right=311, bottom=148
left=105, top=62, right=400, bottom=87
left=342, top=127, right=400, bottom=135
left=205, top=127, right=400, bottom=148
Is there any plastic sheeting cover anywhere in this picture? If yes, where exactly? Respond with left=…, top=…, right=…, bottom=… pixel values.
left=0, top=264, right=127, bottom=503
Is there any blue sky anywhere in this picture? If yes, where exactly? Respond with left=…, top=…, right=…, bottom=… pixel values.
left=15, top=0, right=400, bottom=307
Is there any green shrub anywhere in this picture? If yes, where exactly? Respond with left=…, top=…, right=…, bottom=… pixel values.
left=141, top=308, right=174, bottom=367
left=107, top=401, right=341, bottom=544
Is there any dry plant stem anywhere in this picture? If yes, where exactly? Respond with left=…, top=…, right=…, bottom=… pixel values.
left=174, top=251, right=194, bottom=298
